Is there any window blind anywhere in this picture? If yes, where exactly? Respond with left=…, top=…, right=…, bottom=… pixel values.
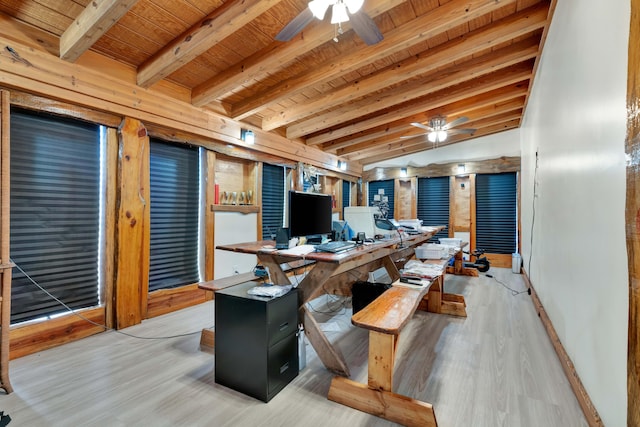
left=10, top=109, right=100, bottom=324
left=261, top=163, right=285, bottom=239
left=148, top=140, right=200, bottom=291
left=476, top=172, right=517, bottom=254
left=368, top=180, right=394, bottom=219
left=417, top=177, right=450, bottom=240
left=342, top=180, right=351, bottom=211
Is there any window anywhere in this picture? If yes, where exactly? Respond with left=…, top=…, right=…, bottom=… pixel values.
left=368, top=180, right=394, bottom=219
left=417, top=177, right=450, bottom=240
left=148, top=139, right=200, bottom=291
left=476, top=172, right=517, bottom=254
left=10, top=109, right=101, bottom=324
left=261, top=163, right=285, bottom=239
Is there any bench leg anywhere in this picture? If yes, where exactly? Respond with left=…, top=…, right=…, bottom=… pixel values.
left=327, top=330, right=438, bottom=427
left=329, top=377, right=438, bottom=427
left=419, top=276, right=467, bottom=317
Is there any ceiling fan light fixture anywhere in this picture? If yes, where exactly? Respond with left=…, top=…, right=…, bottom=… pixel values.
left=309, top=0, right=331, bottom=20
left=344, top=0, right=364, bottom=14
left=437, top=130, right=447, bottom=142
left=428, top=132, right=437, bottom=143
left=331, top=2, right=349, bottom=24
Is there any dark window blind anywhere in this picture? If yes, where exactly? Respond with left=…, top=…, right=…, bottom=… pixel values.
left=476, top=172, right=517, bottom=254
left=342, top=180, right=351, bottom=211
left=10, top=110, right=100, bottom=324
left=417, top=177, right=450, bottom=240
left=262, top=163, right=285, bottom=239
left=149, top=140, right=200, bottom=291
left=368, top=180, right=394, bottom=219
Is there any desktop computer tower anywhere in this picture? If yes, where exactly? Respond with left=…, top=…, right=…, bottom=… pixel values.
left=351, top=281, right=391, bottom=314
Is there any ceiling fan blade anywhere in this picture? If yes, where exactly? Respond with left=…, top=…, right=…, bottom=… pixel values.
left=275, top=8, right=315, bottom=42
left=448, top=128, right=477, bottom=135
left=443, top=116, right=469, bottom=130
left=410, top=122, right=434, bottom=132
left=348, top=12, right=383, bottom=45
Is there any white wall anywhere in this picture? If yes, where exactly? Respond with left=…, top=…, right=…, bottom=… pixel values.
left=214, top=212, right=258, bottom=278
left=520, top=1, right=629, bottom=425
left=364, top=128, right=521, bottom=170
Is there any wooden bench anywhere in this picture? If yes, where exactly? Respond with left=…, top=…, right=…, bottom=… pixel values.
left=197, top=259, right=314, bottom=349
left=328, top=282, right=438, bottom=427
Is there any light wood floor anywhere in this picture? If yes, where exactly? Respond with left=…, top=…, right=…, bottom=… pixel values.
left=0, top=268, right=587, bottom=426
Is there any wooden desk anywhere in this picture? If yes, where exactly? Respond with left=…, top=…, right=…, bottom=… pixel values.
left=217, top=232, right=441, bottom=377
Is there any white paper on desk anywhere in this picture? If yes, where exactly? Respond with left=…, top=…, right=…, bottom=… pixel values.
left=247, top=285, right=293, bottom=298
left=393, top=279, right=431, bottom=290
left=401, top=260, right=444, bottom=279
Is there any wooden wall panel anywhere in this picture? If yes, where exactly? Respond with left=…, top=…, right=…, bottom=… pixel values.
left=395, top=178, right=416, bottom=220
left=9, top=307, right=105, bottom=360
left=114, top=117, right=150, bottom=329
left=0, top=90, right=12, bottom=392
left=453, top=176, right=471, bottom=232
left=146, top=285, right=208, bottom=319
left=104, top=128, right=118, bottom=329
left=205, top=150, right=215, bottom=283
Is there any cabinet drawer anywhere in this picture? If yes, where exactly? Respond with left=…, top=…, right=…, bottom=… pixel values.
left=267, top=333, right=298, bottom=398
left=267, top=292, right=299, bottom=346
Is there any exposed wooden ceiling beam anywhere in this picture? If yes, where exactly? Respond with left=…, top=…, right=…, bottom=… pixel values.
left=233, top=0, right=522, bottom=121
left=344, top=112, right=522, bottom=160
left=294, top=57, right=533, bottom=143
left=191, top=0, right=405, bottom=106
left=260, top=4, right=546, bottom=129
left=60, top=0, right=139, bottom=62
left=357, top=120, right=521, bottom=164
left=284, top=37, right=538, bottom=138
left=137, top=0, right=282, bottom=88
left=323, top=90, right=528, bottom=153
left=363, top=156, right=521, bottom=182
left=337, top=104, right=524, bottom=156
left=326, top=96, right=525, bottom=154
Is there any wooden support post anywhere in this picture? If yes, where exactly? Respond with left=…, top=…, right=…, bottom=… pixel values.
left=114, top=117, right=150, bottom=329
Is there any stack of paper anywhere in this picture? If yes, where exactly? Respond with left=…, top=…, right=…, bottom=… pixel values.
left=400, top=260, right=444, bottom=280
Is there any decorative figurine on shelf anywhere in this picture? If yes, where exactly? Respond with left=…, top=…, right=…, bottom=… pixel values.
left=247, top=190, right=253, bottom=205
left=239, top=192, right=246, bottom=205
left=231, top=191, right=238, bottom=205
left=221, top=191, right=228, bottom=204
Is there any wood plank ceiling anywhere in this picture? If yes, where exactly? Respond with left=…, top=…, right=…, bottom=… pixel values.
left=0, top=0, right=554, bottom=165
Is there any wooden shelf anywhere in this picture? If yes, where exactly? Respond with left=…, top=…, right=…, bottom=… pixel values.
left=211, top=204, right=260, bottom=214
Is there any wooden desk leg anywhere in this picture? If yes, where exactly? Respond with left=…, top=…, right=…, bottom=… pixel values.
left=302, top=306, right=350, bottom=377
left=328, top=331, right=438, bottom=427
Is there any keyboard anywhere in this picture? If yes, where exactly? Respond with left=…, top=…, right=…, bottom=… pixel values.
left=315, top=240, right=356, bottom=253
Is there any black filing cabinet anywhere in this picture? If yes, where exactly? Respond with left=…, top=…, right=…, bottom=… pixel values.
left=214, top=281, right=299, bottom=402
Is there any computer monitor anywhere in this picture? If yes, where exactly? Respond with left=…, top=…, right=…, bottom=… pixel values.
left=288, top=191, right=333, bottom=241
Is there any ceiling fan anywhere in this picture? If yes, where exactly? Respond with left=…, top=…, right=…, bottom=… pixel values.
left=275, top=0, right=383, bottom=45
left=401, top=116, right=477, bottom=144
